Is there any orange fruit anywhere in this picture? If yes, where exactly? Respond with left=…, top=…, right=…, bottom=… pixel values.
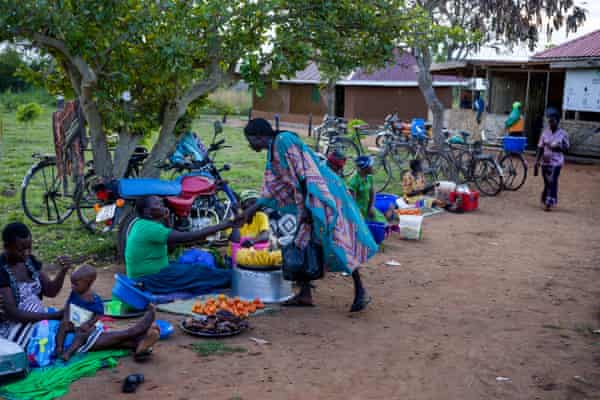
left=253, top=298, right=261, bottom=305
left=248, top=304, right=257, bottom=313
left=256, top=302, right=265, bottom=309
left=218, top=294, right=226, bottom=301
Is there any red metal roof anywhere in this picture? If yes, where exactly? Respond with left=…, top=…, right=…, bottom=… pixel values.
left=533, top=29, right=600, bottom=59
left=282, top=52, right=462, bottom=86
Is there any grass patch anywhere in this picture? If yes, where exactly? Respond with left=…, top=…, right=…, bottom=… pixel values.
left=189, top=342, right=247, bottom=357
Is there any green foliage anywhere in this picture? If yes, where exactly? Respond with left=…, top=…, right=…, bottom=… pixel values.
left=0, top=47, right=29, bottom=92
left=0, top=88, right=54, bottom=112
left=348, top=119, right=368, bottom=130
left=15, top=102, right=42, bottom=124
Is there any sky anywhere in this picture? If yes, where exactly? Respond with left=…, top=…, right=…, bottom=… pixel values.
left=475, top=0, right=600, bottom=59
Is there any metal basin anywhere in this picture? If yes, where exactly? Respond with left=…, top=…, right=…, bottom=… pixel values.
left=231, top=265, right=294, bottom=303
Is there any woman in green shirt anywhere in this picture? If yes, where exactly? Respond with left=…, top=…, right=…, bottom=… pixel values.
left=124, top=196, right=236, bottom=293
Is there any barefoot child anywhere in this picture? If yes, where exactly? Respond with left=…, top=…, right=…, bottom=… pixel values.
left=55, top=265, right=104, bottom=361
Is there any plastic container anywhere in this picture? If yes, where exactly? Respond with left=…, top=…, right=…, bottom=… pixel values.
left=399, top=215, right=424, bottom=240
left=230, top=239, right=270, bottom=266
left=155, top=320, right=174, bottom=340
left=112, top=274, right=154, bottom=311
left=411, top=118, right=426, bottom=137
left=367, top=221, right=387, bottom=244
left=375, top=193, right=399, bottom=214
left=502, top=136, right=527, bottom=153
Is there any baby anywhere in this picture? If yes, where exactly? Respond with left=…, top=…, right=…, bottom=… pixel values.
left=55, top=265, right=104, bottom=361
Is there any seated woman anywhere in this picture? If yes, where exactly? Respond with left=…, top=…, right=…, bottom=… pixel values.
left=402, top=159, right=444, bottom=208
left=0, top=223, right=159, bottom=358
left=227, top=190, right=270, bottom=261
left=348, top=156, right=395, bottom=223
left=124, top=196, right=236, bottom=294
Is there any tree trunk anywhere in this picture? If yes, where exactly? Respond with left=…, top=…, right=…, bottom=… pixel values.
left=79, top=95, right=113, bottom=178
left=141, top=106, right=180, bottom=178
left=414, top=47, right=446, bottom=147
left=326, top=79, right=336, bottom=117
left=112, top=130, right=141, bottom=178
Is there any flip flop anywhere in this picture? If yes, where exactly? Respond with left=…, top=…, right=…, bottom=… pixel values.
left=350, top=296, right=372, bottom=313
left=282, top=297, right=315, bottom=307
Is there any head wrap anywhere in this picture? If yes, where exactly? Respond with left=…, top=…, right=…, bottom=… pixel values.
left=355, top=155, right=374, bottom=170
left=512, top=101, right=522, bottom=110
left=327, top=150, right=347, bottom=169
left=244, top=118, right=275, bottom=137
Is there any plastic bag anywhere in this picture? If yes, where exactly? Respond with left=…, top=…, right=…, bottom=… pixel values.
left=26, top=320, right=59, bottom=367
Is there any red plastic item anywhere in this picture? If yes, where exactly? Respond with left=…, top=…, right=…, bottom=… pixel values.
left=449, top=190, right=479, bottom=212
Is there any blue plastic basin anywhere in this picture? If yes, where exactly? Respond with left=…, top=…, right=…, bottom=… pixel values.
left=367, top=221, right=387, bottom=244
left=374, top=193, right=398, bottom=214
left=111, top=274, right=154, bottom=311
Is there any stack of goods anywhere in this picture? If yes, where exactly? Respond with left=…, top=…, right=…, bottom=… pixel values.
left=236, top=248, right=282, bottom=268
left=191, top=294, right=264, bottom=318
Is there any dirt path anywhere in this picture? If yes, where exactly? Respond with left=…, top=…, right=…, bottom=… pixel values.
left=48, top=160, right=599, bottom=400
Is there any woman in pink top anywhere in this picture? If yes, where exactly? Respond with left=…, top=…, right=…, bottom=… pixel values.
left=535, top=108, right=570, bottom=211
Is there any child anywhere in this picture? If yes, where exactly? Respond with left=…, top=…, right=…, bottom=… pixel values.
left=348, top=156, right=395, bottom=223
left=55, top=265, right=105, bottom=361
left=402, top=159, right=444, bottom=208
left=228, top=190, right=270, bottom=260
left=326, top=150, right=347, bottom=178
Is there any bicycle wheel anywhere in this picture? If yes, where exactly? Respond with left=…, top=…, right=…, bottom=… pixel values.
left=473, top=158, right=504, bottom=196
left=372, top=150, right=394, bottom=193
left=74, top=173, right=110, bottom=234
left=500, top=153, right=527, bottom=191
left=426, top=152, right=456, bottom=183
left=326, top=137, right=360, bottom=178
left=21, top=159, right=74, bottom=225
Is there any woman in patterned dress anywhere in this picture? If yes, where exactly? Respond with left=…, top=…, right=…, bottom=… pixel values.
left=240, top=119, right=378, bottom=312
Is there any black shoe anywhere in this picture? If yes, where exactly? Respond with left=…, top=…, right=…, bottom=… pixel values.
left=122, top=374, right=144, bottom=393
left=350, top=295, right=372, bottom=312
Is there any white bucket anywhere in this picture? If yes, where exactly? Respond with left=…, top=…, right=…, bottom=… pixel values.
left=435, top=181, right=456, bottom=201
left=399, top=215, right=424, bottom=240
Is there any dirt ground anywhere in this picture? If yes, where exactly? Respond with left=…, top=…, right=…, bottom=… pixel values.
left=44, top=159, right=599, bottom=400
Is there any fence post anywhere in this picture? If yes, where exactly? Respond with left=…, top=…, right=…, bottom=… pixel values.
left=308, top=114, right=312, bottom=137
left=248, top=108, right=252, bottom=121
left=275, top=114, right=280, bottom=131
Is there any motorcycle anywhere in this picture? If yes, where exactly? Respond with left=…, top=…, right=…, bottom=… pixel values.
left=91, top=121, right=238, bottom=260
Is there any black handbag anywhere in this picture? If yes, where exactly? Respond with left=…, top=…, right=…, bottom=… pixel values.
left=281, top=238, right=324, bottom=282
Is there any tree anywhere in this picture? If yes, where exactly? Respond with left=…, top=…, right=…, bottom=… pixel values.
left=0, top=0, right=309, bottom=178
left=406, top=0, right=587, bottom=145
left=271, top=0, right=413, bottom=116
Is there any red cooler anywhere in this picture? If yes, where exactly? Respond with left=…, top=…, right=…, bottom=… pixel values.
left=449, top=190, right=479, bottom=212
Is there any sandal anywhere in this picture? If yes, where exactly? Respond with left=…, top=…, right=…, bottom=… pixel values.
left=350, top=295, right=372, bottom=313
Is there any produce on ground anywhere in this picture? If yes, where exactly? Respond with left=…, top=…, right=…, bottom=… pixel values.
left=236, top=248, right=282, bottom=266
left=183, top=310, right=249, bottom=335
left=192, top=294, right=264, bottom=318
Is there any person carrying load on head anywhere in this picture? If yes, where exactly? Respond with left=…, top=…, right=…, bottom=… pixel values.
left=505, top=101, right=524, bottom=137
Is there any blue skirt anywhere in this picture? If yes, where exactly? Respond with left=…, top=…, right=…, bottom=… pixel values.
left=134, top=263, right=231, bottom=295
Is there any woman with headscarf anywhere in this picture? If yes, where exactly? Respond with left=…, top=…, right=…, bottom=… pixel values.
left=240, top=118, right=378, bottom=312
left=505, top=102, right=524, bottom=137
left=535, top=108, right=570, bottom=211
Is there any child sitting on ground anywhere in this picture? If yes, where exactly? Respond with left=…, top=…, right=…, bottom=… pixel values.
left=348, top=156, right=395, bottom=223
left=402, top=159, right=445, bottom=208
left=55, top=265, right=105, bottom=361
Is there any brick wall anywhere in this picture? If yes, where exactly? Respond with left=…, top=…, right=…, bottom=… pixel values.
left=560, top=120, right=600, bottom=157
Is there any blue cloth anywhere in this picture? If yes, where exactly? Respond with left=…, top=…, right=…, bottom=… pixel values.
left=68, top=292, right=104, bottom=316
left=134, top=262, right=231, bottom=295
left=177, top=248, right=216, bottom=269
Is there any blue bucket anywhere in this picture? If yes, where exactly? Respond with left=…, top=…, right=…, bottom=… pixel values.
left=502, top=136, right=527, bottom=153
left=375, top=193, right=398, bottom=214
left=112, top=274, right=154, bottom=311
left=155, top=319, right=174, bottom=340
left=367, top=222, right=387, bottom=244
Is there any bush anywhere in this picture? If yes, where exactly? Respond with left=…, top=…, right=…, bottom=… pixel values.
left=1, top=88, right=54, bottom=112
left=202, top=88, right=252, bottom=116
left=16, top=102, right=43, bottom=124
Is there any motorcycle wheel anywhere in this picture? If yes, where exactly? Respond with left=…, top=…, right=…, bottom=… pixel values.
left=117, top=210, right=138, bottom=263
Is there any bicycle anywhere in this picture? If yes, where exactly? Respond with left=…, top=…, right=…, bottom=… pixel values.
left=441, top=131, right=504, bottom=196
left=481, top=129, right=528, bottom=191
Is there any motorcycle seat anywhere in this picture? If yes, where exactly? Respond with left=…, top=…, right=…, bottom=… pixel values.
left=165, top=196, right=196, bottom=217
left=180, top=176, right=215, bottom=197
left=118, top=178, right=181, bottom=198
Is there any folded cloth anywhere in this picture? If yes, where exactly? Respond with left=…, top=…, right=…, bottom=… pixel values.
left=0, top=350, right=129, bottom=400
left=135, top=262, right=231, bottom=295
left=177, top=248, right=216, bottom=268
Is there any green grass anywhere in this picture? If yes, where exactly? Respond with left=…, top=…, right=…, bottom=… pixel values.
left=189, top=341, right=247, bottom=357
left=0, top=105, right=265, bottom=263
